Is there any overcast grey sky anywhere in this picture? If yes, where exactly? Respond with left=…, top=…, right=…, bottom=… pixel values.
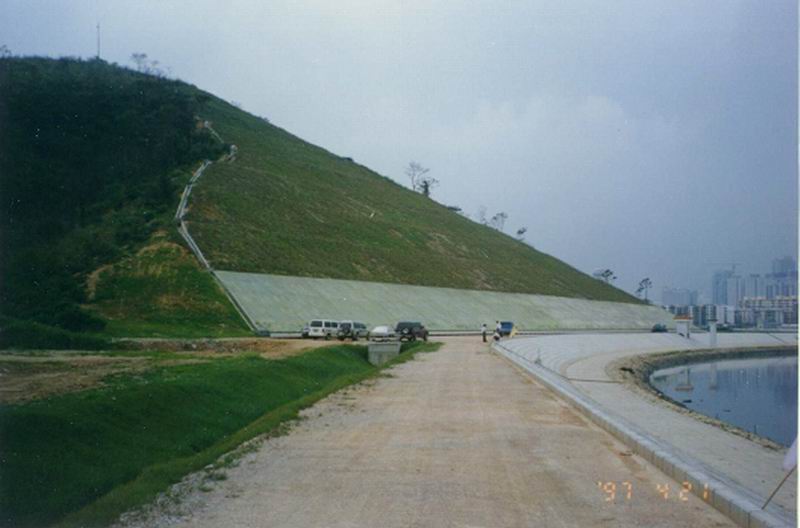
left=2, top=0, right=796, bottom=300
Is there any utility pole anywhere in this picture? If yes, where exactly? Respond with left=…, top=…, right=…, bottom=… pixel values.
left=96, top=23, right=100, bottom=59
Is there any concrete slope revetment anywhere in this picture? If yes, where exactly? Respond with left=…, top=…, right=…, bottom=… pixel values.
left=214, top=271, right=671, bottom=333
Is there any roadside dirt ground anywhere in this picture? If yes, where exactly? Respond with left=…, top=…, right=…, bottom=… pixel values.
left=0, top=339, right=330, bottom=404
left=0, top=354, right=150, bottom=404
left=118, top=336, right=734, bottom=528
left=118, top=337, right=337, bottom=359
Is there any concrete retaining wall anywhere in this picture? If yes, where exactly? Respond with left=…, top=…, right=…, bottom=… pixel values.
left=214, top=271, right=672, bottom=333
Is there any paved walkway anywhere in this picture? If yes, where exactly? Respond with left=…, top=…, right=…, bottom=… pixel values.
left=498, top=332, right=798, bottom=523
left=125, top=337, right=733, bottom=528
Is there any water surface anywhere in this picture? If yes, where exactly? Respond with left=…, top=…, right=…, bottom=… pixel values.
left=650, top=355, right=797, bottom=446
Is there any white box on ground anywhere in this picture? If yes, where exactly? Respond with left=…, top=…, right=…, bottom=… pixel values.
left=368, top=341, right=402, bottom=365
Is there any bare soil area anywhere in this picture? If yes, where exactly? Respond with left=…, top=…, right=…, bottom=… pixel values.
left=0, top=354, right=149, bottom=404
left=0, top=339, right=343, bottom=404
left=118, top=337, right=335, bottom=359
left=116, top=337, right=734, bottom=528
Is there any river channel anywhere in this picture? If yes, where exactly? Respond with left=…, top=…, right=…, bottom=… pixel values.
left=649, top=354, right=797, bottom=446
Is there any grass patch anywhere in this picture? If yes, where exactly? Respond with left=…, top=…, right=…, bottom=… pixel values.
left=188, top=96, right=638, bottom=303
left=0, top=341, right=440, bottom=527
left=0, top=316, right=111, bottom=350
left=89, top=233, right=251, bottom=339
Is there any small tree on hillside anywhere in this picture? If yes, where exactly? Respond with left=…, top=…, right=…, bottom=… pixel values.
left=405, top=161, right=429, bottom=192
left=131, top=52, right=148, bottom=72
left=130, top=52, right=166, bottom=77
left=477, top=206, right=488, bottom=225
left=418, top=176, right=439, bottom=197
left=594, top=269, right=617, bottom=283
left=636, top=277, right=653, bottom=302
left=404, top=161, right=439, bottom=197
left=516, top=226, right=527, bottom=241
left=489, top=212, right=508, bottom=232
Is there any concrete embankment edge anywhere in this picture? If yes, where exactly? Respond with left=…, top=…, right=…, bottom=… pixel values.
left=492, top=341, right=793, bottom=528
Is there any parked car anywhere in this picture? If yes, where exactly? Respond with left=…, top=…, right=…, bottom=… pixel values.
left=301, top=324, right=310, bottom=338
left=369, top=325, right=397, bottom=341
left=337, top=321, right=368, bottom=341
left=651, top=323, right=668, bottom=333
left=306, top=319, right=339, bottom=339
left=703, top=323, right=733, bottom=332
left=395, top=321, right=428, bottom=342
left=499, top=321, right=515, bottom=336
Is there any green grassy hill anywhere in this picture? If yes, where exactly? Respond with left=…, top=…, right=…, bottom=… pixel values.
left=0, top=57, right=249, bottom=341
left=188, top=98, right=637, bottom=302
left=0, top=57, right=637, bottom=342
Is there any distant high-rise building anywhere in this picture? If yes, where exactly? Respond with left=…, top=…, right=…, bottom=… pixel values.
left=772, top=256, right=797, bottom=275
left=739, top=296, right=798, bottom=328
left=742, top=274, right=765, bottom=299
left=725, top=277, right=740, bottom=306
left=766, top=256, right=798, bottom=299
left=661, top=287, right=698, bottom=306
left=712, top=270, right=735, bottom=305
left=691, top=304, right=736, bottom=327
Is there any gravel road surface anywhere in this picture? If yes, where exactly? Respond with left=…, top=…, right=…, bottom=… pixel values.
left=122, top=337, right=734, bottom=528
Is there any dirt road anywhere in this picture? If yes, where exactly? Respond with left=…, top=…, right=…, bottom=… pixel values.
left=125, top=337, right=734, bottom=527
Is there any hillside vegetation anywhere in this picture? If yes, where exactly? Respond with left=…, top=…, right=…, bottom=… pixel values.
left=187, top=98, right=638, bottom=302
left=0, top=57, right=636, bottom=343
left=0, top=57, right=249, bottom=340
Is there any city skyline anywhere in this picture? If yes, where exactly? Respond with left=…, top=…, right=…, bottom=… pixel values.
left=662, top=255, right=797, bottom=306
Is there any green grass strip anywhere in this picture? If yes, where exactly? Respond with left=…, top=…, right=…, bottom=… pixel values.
left=0, top=341, right=440, bottom=527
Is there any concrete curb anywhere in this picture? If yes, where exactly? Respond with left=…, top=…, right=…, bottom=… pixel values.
left=492, top=341, right=794, bottom=528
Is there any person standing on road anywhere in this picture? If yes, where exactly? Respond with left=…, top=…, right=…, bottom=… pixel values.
left=495, top=320, right=502, bottom=336
left=481, top=323, right=487, bottom=343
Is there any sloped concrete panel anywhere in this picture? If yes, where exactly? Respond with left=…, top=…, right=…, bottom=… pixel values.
left=215, top=271, right=672, bottom=333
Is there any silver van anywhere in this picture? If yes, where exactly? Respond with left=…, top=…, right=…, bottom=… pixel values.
left=336, top=321, right=368, bottom=341
left=307, top=319, right=339, bottom=339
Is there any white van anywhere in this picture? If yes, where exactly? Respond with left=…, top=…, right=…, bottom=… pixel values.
left=307, top=319, right=339, bottom=339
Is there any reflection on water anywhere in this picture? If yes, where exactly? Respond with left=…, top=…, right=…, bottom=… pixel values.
left=650, top=355, right=797, bottom=446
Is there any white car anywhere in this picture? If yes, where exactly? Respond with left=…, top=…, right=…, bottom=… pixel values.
left=368, top=325, right=397, bottom=341
left=306, top=319, right=339, bottom=339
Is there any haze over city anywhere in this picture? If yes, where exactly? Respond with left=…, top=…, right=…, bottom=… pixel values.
left=1, top=0, right=796, bottom=300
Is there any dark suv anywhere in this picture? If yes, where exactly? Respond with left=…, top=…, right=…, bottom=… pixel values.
left=395, top=321, right=428, bottom=342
